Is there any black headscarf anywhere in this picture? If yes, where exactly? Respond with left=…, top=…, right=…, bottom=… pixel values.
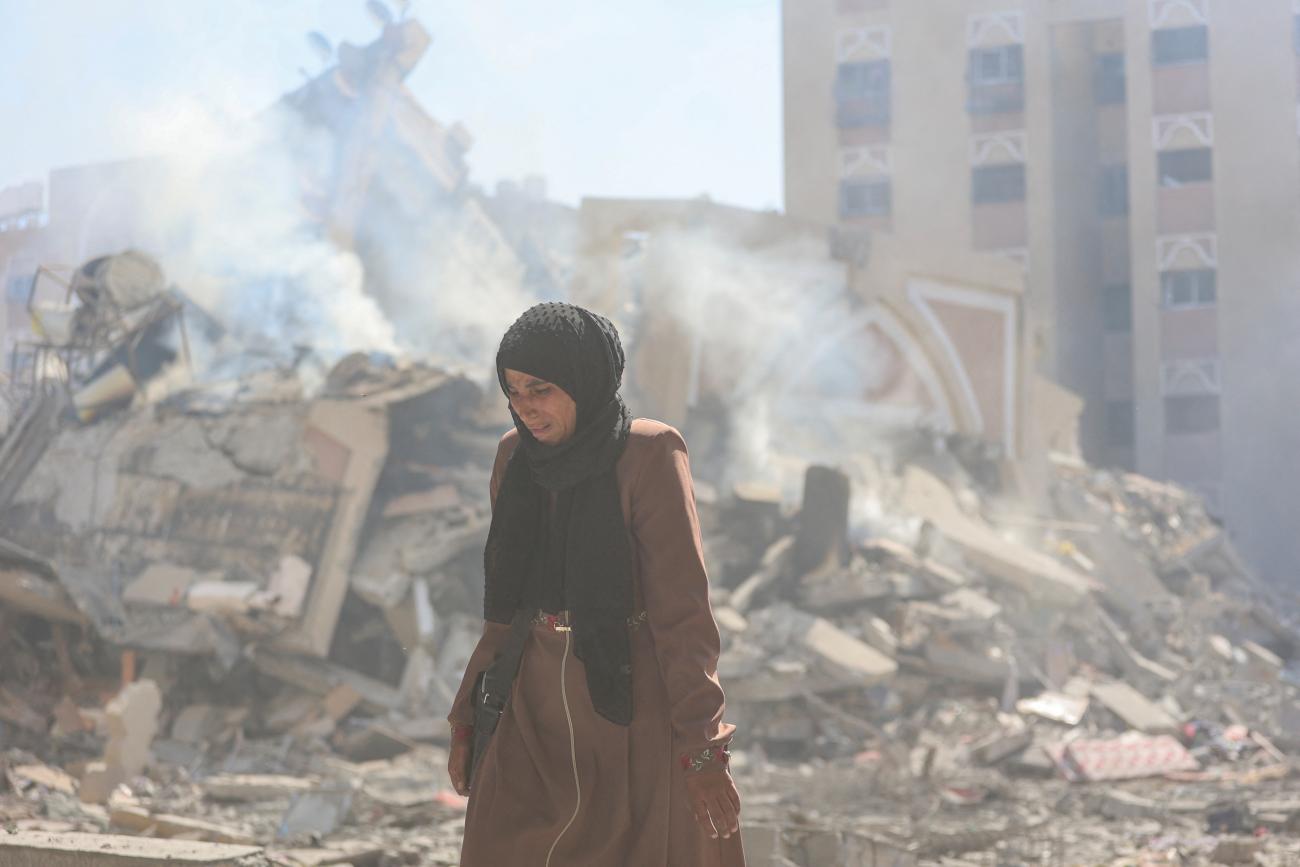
left=483, top=302, right=636, bottom=725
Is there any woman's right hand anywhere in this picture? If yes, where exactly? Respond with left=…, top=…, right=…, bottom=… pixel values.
left=448, top=734, right=472, bottom=795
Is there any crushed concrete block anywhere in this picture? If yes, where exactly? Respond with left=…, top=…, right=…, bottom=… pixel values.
left=1090, top=681, right=1179, bottom=734
left=0, top=831, right=263, bottom=866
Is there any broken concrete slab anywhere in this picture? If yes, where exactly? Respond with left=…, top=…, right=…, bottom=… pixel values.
left=6, top=762, right=78, bottom=796
left=202, top=774, right=320, bottom=802
left=109, top=803, right=257, bottom=844
left=1096, top=610, right=1178, bottom=690
left=0, top=831, right=263, bottom=867
left=123, top=563, right=214, bottom=607
left=250, top=649, right=402, bottom=714
left=803, top=616, right=898, bottom=683
left=900, top=466, right=1095, bottom=606
left=1090, top=680, right=1179, bottom=735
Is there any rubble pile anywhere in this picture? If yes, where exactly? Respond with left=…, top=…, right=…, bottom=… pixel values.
left=0, top=271, right=1298, bottom=865
left=704, top=451, right=1300, bottom=866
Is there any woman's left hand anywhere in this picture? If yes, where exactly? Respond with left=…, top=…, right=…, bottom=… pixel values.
left=684, top=769, right=741, bottom=839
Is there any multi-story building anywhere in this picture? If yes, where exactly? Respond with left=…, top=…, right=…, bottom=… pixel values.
left=784, top=0, right=1300, bottom=583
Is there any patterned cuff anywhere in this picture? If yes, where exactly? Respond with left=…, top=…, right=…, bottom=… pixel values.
left=678, top=743, right=731, bottom=773
left=450, top=723, right=474, bottom=742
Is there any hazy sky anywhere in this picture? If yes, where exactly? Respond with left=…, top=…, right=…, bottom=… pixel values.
left=0, top=0, right=783, bottom=210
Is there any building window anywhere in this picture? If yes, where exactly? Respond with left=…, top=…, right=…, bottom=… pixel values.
left=1152, top=26, right=1208, bottom=66
left=1103, top=283, right=1132, bottom=332
left=1165, top=394, right=1219, bottom=434
left=839, top=178, right=892, bottom=217
left=1094, top=52, right=1126, bottom=104
left=835, top=60, right=891, bottom=127
left=1106, top=400, right=1135, bottom=447
left=1294, top=15, right=1300, bottom=54
left=968, top=45, right=1025, bottom=114
left=971, top=164, right=1026, bottom=204
left=1098, top=165, right=1129, bottom=216
left=1161, top=269, right=1216, bottom=308
left=1157, top=148, right=1212, bottom=187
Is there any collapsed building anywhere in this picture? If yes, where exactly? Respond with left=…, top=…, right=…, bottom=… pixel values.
left=1, top=9, right=1299, bottom=867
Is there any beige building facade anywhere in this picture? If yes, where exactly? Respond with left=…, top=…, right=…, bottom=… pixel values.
left=784, top=0, right=1300, bottom=583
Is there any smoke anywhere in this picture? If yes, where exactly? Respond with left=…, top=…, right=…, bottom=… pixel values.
left=635, top=227, right=899, bottom=498
left=56, top=44, right=537, bottom=382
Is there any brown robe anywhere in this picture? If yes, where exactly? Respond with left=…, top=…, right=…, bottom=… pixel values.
left=449, top=419, right=746, bottom=867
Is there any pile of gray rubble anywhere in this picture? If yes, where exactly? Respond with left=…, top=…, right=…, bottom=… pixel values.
left=1, top=293, right=1298, bottom=865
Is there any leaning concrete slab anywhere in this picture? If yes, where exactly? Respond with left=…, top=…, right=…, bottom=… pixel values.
left=0, top=831, right=264, bottom=867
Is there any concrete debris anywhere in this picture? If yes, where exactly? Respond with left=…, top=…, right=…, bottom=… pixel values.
left=1090, top=680, right=1180, bottom=734
left=110, top=802, right=256, bottom=845
left=0, top=259, right=1296, bottom=863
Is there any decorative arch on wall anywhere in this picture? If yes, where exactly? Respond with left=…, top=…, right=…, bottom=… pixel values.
left=905, top=277, right=1020, bottom=458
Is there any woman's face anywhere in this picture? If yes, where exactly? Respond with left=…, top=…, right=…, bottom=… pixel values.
left=503, top=368, right=578, bottom=445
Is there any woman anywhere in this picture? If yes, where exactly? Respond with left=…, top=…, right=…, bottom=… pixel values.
left=447, top=302, right=746, bottom=867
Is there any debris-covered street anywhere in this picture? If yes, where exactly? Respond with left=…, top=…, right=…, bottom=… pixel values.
left=2, top=3, right=1299, bottom=866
